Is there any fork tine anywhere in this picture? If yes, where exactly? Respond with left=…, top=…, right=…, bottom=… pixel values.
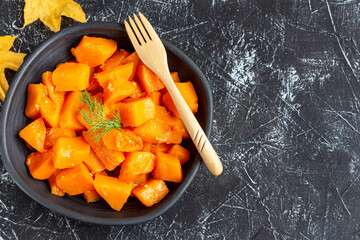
left=133, top=13, right=151, bottom=42
left=128, top=16, right=145, bottom=45
left=124, top=20, right=141, bottom=49
left=138, top=12, right=160, bottom=41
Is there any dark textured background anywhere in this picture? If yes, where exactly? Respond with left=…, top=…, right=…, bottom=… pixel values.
left=1, top=0, right=360, bottom=239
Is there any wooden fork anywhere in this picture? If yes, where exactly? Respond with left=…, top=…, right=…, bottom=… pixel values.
left=124, top=13, right=223, bottom=176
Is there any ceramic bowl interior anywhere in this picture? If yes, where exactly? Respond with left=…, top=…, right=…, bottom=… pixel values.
left=0, top=22, right=213, bottom=225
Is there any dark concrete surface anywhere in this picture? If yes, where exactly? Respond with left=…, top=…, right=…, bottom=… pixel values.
left=1, top=0, right=360, bottom=239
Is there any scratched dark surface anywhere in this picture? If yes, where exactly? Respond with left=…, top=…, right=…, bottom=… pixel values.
left=0, top=0, right=360, bottom=239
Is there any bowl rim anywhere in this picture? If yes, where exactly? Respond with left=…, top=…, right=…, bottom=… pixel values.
left=0, top=22, right=213, bottom=225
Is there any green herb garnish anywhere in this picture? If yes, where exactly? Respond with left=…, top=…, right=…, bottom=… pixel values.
left=79, top=91, right=122, bottom=142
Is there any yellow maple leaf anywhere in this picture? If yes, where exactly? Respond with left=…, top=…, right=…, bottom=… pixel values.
left=23, top=0, right=87, bottom=32
left=0, top=36, right=26, bottom=101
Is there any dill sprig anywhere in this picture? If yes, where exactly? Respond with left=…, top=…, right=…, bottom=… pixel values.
left=79, top=91, right=122, bottom=142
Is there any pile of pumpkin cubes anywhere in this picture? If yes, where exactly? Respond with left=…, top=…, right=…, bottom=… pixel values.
left=19, top=36, right=198, bottom=211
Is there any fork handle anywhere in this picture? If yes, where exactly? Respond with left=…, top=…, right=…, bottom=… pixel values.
left=158, top=71, right=223, bottom=176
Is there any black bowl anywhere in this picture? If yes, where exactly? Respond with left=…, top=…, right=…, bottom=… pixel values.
left=0, top=22, right=213, bottom=225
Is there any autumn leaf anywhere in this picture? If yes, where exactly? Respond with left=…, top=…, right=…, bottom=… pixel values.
left=23, top=0, right=87, bottom=32
left=0, top=36, right=26, bottom=101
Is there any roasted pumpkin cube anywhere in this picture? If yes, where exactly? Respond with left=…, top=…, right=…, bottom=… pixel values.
left=52, top=137, right=90, bottom=169
left=76, top=105, right=92, bottom=130
left=83, top=149, right=106, bottom=174
left=25, top=83, right=47, bottom=119
left=128, top=82, right=143, bottom=99
left=83, top=130, right=125, bottom=171
left=148, top=91, right=162, bottom=105
left=86, top=74, right=100, bottom=92
left=118, top=152, right=155, bottom=182
left=19, top=118, right=46, bottom=152
left=153, top=152, right=183, bottom=183
left=137, top=64, right=164, bottom=93
left=26, top=150, right=56, bottom=180
left=42, top=71, right=65, bottom=107
left=44, top=127, right=76, bottom=149
left=40, top=96, right=61, bottom=128
left=116, top=98, right=155, bottom=127
left=52, top=62, right=90, bottom=91
left=153, top=105, right=177, bottom=126
left=103, top=78, right=138, bottom=105
left=167, top=144, right=190, bottom=165
left=170, top=72, right=181, bottom=83
left=121, top=52, right=140, bottom=81
left=71, top=36, right=117, bottom=67
left=48, top=170, right=65, bottom=197
left=133, top=178, right=169, bottom=207
left=133, top=119, right=182, bottom=144
left=142, top=142, right=152, bottom=152
left=76, top=93, right=109, bottom=129
left=59, top=91, right=86, bottom=131
left=55, top=163, right=94, bottom=195
left=95, top=62, right=133, bottom=88
left=133, top=174, right=150, bottom=187
left=102, top=49, right=130, bottom=71
left=162, top=81, right=198, bottom=118
left=173, top=118, right=190, bottom=139
left=101, top=128, right=143, bottom=152
left=150, top=143, right=173, bottom=154
left=83, top=190, right=102, bottom=203
left=93, top=174, right=133, bottom=211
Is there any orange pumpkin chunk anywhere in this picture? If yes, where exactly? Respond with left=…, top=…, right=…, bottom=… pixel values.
left=133, top=174, right=150, bottom=187
left=26, top=150, right=56, bottom=180
left=52, top=137, right=90, bottom=169
left=55, top=163, right=94, bottom=195
left=150, top=143, right=173, bottom=154
left=170, top=72, right=181, bottom=82
left=142, top=142, right=152, bottom=152
left=167, top=144, right=190, bottom=165
left=128, top=81, right=143, bottom=99
left=103, top=78, right=138, bottom=105
left=93, top=174, right=133, bottom=211
left=72, top=36, right=117, bottom=67
left=102, top=49, right=130, bottom=71
left=76, top=105, right=92, bottom=129
left=121, top=52, right=140, bottom=81
left=53, top=62, right=90, bottom=91
left=173, top=118, right=190, bottom=139
left=148, top=91, right=161, bottom=105
left=48, top=170, right=65, bottom=197
left=45, top=127, right=76, bottom=149
left=83, top=130, right=124, bottom=171
left=59, top=91, right=86, bottom=131
left=76, top=93, right=109, bottom=129
left=40, top=95, right=61, bottom=128
left=162, top=82, right=198, bottom=118
left=83, top=149, right=106, bottom=174
left=25, top=83, right=47, bottom=119
left=153, top=152, right=183, bottom=183
left=86, top=75, right=100, bottom=92
left=19, top=118, right=46, bottom=152
left=133, top=178, right=169, bottom=207
left=116, top=98, right=155, bottom=127
left=154, top=105, right=177, bottom=126
left=137, top=64, right=164, bottom=93
left=102, top=128, right=143, bottom=152
left=95, top=62, right=133, bottom=88
left=133, top=119, right=182, bottom=144
left=118, top=152, right=155, bottom=182
left=83, top=190, right=102, bottom=203
left=42, top=71, right=65, bottom=107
